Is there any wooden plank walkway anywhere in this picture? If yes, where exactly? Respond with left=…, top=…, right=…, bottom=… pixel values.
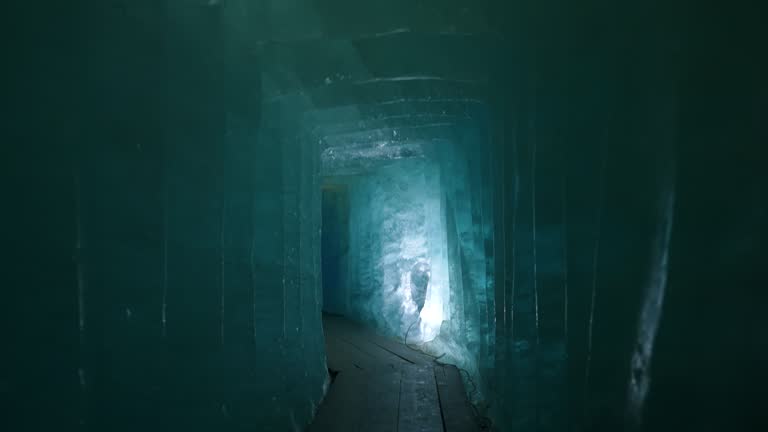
left=308, top=315, right=480, bottom=432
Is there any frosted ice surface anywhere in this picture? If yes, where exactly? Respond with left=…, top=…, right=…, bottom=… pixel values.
left=334, top=139, right=494, bottom=403
left=347, top=158, right=449, bottom=343
left=321, top=142, right=425, bottom=175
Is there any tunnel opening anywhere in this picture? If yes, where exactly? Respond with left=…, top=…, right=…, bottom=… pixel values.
left=324, top=157, right=449, bottom=344
left=315, top=120, right=498, bottom=407
left=314, top=140, right=496, bottom=429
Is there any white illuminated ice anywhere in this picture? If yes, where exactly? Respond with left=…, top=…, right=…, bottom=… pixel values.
left=320, top=132, right=494, bottom=405
left=346, top=158, right=449, bottom=343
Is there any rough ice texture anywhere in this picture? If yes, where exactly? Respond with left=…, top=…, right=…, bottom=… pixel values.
left=321, top=142, right=425, bottom=176
left=336, top=135, right=496, bottom=404
left=346, top=158, right=450, bottom=343
left=424, top=131, right=496, bottom=404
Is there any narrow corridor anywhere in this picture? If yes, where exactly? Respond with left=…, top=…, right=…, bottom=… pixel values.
left=4, top=1, right=765, bottom=432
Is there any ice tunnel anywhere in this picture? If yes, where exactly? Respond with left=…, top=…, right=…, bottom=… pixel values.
left=319, top=130, right=492, bottom=353
left=5, top=1, right=766, bottom=432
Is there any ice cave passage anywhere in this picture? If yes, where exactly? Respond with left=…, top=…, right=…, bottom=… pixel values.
left=5, top=1, right=765, bottom=432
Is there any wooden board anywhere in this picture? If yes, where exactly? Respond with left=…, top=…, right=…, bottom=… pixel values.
left=398, top=364, right=443, bottom=432
left=325, top=333, right=378, bottom=372
left=435, top=365, right=481, bottom=432
left=324, top=315, right=434, bottom=365
left=308, top=370, right=368, bottom=431
left=309, top=315, right=481, bottom=431
left=364, top=370, right=402, bottom=432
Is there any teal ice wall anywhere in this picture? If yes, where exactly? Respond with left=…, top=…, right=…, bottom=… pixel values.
left=486, top=1, right=766, bottom=431
left=4, top=2, right=328, bottom=431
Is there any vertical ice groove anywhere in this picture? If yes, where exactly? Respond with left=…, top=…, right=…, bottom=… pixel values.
left=74, top=170, right=86, bottom=398
left=282, top=147, right=288, bottom=342
left=220, top=202, right=226, bottom=346
left=562, top=172, right=569, bottom=339
left=475, top=148, right=492, bottom=350
left=584, top=151, right=607, bottom=407
left=504, top=121, right=520, bottom=332
left=500, top=126, right=508, bottom=336
left=530, top=112, right=541, bottom=428
left=626, top=151, right=677, bottom=427
left=298, top=142, right=304, bottom=337
left=75, top=172, right=85, bottom=334
left=531, top=128, right=539, bottom=346
left=509, top=119, right=520, bottom=338
left=161, top=183, right=168, bottom=338
left=251, top=194, right=258, bottom=343
left=250, top=240, right=256, bottom=342
left=282, top=232, right=287, bottom=342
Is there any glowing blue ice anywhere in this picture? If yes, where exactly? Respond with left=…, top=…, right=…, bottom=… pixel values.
left=345, top=158, right=450, bottom=343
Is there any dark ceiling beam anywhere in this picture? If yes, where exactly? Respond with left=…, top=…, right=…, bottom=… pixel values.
left=301, top=99, right=485, bottom=119
left=259, top=29, right=490, bottom=97
left=266, top=79, right=487, bottom=110
left=309, top=113, right=472, bottom=137
left=357, top=99, right=487, bottom=119
left=353, top=76, right=480, bottom=85
left=320, top=123, right=458, bottom=149
left=254, top=27, right=497, bottom=45
left=320, top=140, right=436, bottom=176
